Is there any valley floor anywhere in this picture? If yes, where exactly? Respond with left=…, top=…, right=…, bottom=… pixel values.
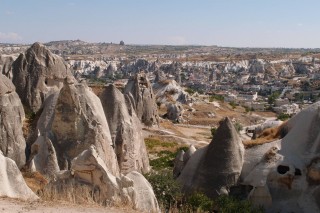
left=0, top=198, right=136, bottom=213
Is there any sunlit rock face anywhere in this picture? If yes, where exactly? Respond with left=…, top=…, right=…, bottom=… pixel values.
left=178, top=117, right=244, bottom=198
left=100, top=84, right=150, bottom=174
left=12, top=42, right=73, bottom=113
left=0, top=74, right=26, bottom=168
left=124, top=73, right=159, bottom=127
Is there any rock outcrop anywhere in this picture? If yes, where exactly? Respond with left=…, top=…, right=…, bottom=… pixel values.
left=0, top=54, right=17, bottom=78
left=165, top=102, right=184, bottom=123
left=178, top=117, right=244, bottom=198
left=12, top=42, right=73, bottom=113
left=241, top=102, right=320, bottom=212
left=51, top=80, right=119, bottom=175
left=100, top=84, right=150, bottom=174
left=71, top=146, right=160, bottom=212
left=153, top=79, right=191, bottom=104
left=125, top=73, right=159, bottom=126
left=0, top=74, right=26, bottom=168
left=0, top=151, right=38, bottom=201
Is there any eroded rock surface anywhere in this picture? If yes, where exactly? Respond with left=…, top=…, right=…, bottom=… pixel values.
left=51, top=80, right=119, bottom=175
left=178, top=117, right=244, bottom=198
left=0, top=151, right=38, bottom=201
left=124, top=73, right=159, bottom=126
left=100, top=84, right=149, bottom=174
left=71, top=146, right=160, bottom=212
left=0, top=74, right=26, bottom=168
left=12, top=42, right=73, bottom=113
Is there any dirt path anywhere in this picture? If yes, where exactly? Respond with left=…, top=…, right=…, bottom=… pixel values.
left=0, top=198, right=136, bottom=213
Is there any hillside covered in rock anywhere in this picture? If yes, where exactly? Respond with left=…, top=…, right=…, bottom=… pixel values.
left=0, top=43, right=160, bottom=213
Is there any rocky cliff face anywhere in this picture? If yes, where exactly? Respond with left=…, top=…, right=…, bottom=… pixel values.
left=12, top=42, right=73, bottom=113
left=100, top=84, right=150, bottom=174
left=177, top=117, right=244, bottom=198
left=51, top=80, right=119, bottom=175
left=0, top=54, right=17, bottom=78
left=125, top=73, right=159, bottom=126
left=0, top=74, right=26, bottom=168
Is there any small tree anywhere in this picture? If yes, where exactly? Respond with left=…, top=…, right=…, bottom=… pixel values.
left=119, top=40, right=125, bottom=45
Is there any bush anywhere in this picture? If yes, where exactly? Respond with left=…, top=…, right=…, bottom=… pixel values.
left=277, top=113, right=291, bottom=121
left=229, top=101, right=238, bottom=109
left=145, top=170, right=183, bottom=210
left=215, top=195, right=264, bottom=213
left=209, top=94, right=224, bottom=102
left=210, top=127, right=217, bottom=137
left=187, top=192, right=214, bottom=212
left=185, top=88, right=196, bottom=95
left=234, top=122, right=243, bottom=133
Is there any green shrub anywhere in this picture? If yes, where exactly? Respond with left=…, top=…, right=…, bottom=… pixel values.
left=234, top=122, right=243, bottom=133
left=216, top=195, right=264, bottom=213
left=277, top=113, right=291, bottom=121
left=210, top=94, right=224, bottom=102
left=229, top=101, right=238, bottom=109
left=145, top=170, right=183, bottom=210
left=187, top=192, right=214, bottom=212
left=210, top=127, right=217, bottom=137
left=185, top=88, right=196, bottom=95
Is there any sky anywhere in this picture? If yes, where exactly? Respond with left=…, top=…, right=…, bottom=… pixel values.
left=0, top=0, right=319, bottom=48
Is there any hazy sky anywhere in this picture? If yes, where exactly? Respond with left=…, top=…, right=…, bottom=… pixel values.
left=0, top=0, right=319, bottom=48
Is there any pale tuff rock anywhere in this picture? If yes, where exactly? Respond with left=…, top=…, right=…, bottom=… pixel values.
left=124, top=73, right=159, bottom=126
left=12, top=42, right=73, bottom=113
left=240, top=102, right=320, bottom=212
left=51, top=80, right=119, bottom=175
left=183, top=145, right=196, bottom=166
left=0, top=54, right=17, bottom=78
left=126, top=171, right=160, bottom=213
left=0, top=74, right=26, bottom=168
left=153, top=79, right=192, bottom=104
left=71, top=146, right=160, bottom=213
left=0, top=151, right=38, bottom=201
left=173, top=150, right=185, bottom=179
left=100, top=84, right=150, bottom=174
left=165, top=102, right=184, bottom=123
left=178, top=117, right=244, bottom=198
left=29, top=134, right=60, bottom=180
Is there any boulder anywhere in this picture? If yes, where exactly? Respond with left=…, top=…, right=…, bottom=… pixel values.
left=100, top=84, right=150, bottom=174
left=0, top=74, right=26, bottom=168
left=0, top=151, right=38, bottom=200
left=51, top=80, right=119, bottom=175
left=173, top=150, right=185, bottom=179
left=12, top=42, right=73, bottom=113
left=126, top=171, right=160, bottom=212
left=165, top=102, right=184, bottom=123
left=153, top=79, right=191, bottom=104
left=124, top=73, right=159, bottom=126
left=71, top=146, right=160, bottom=212
left=178, top=117, right=244, bottom=198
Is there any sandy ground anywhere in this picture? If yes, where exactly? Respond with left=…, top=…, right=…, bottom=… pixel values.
left=0, top=198, right=136, bottom=213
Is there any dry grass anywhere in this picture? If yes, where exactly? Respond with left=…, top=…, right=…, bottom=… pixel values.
left=39, top=179, right=99, bottom=205
left=159, top=120, right=185, bottom=137
left=243, top=121, right=289, bottom=148
left=22, top=171, right=48, bottom=193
